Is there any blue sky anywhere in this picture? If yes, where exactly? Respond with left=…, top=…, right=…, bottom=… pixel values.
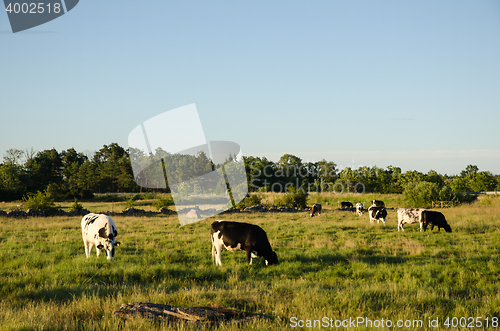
left=1, top=1, right=499, bottom=175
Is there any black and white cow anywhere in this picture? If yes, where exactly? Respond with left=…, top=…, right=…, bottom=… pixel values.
left=421, top=210, right=452, bottom=233
left=211, top=221, right=278, bottom=266
left=81, top=213, right=120, bottom=260
left=340, top=201, right=353, bottom=211
left=397, top=208, right=426, bottom=232
left=368, top=206, right=387, bottom=224
left=355, top=202, right=364, bottom=216
left=310, top=203, right=322, bottom=217
left=371, top=200, right=385, bottom=208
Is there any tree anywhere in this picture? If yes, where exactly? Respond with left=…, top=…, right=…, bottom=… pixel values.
left=461, top=164, right=479, bottom=178
left=382, top=165, right=403, bottom=193
left=60, top=147, right=87, bottom=180
left=0, top=163, right=23, bottom=192
left=451, top=165, right=497, bottom=193
left=245, top=156, right=277, bottom=192
left=93, top=143, right=127, bottom=164
left=450, top=177, right=469, bottom=192
left=426, top=170, right=444, bottom=186
left=277, top=154, right=302, bottom=169
left=3, top=149, right=24, bottom=165
left=398, top=170, right=425, bottom=187
left=25, top=148, right=63, bottom=192
left=317, top=159, right=337, bottom=183
left=335, top=167, right=359, bottom=193
left=470, top=171, right=497, bottom=192
left=403, top=181, right=441, bottom=207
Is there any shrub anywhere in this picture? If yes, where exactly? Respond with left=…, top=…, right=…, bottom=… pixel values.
left=404, top=181, right=478, bottom=207
left=152, top=195, right=174, bottom=210
left=126, top=197, right=136, bottom=209
left=70, top=198, right=84, bottom=211
left=403, top=182, right=442, bottom=207
left=22, top=190, right=58, bottom=213
left=454, top=192, right=478, bottom=205
left=142, top=192, right=157, bottom=200
left=274, top=186, right=308, bottom=209
left=235, top=193, right=264, bottom=209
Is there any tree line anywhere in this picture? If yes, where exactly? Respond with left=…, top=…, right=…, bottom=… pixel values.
left=0, top=144, right=498, bottom=202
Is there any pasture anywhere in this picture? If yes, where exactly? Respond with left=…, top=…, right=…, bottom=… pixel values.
left=1, top=197, right=500, bottom=330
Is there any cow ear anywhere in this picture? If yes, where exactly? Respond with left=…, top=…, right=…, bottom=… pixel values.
left=97, top=244, right=104, bottom=249
left=115, top=242, right=121, bottom=246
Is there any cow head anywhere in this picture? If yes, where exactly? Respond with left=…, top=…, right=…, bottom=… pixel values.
left=96, top=241, right=120, bottom=260
left=265, top=251, right=279, bottom=266
left=96, top=225, right=120, bottom=260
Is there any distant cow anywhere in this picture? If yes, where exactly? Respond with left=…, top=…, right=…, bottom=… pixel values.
left=368, top=206, right=387, bottom=224
left=371, top=200, right=385, bottom=207
left=397, top=208, right=426, bottom=232
left=81, top=213, right=120, bottom=260
left=421, top=211, right=452, bottom=233
left=211, top=221, right=278, bottom=266
left=310, top=203, right=322, bottom=217
left=355, top=203, right=364, bottom=216
left=340, top=201, right=353, bottom=210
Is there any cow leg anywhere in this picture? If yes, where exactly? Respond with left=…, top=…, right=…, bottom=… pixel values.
left=83, top=239, right=93, bottom=258
left=213, top=241, right=223, bottom=266
left=88, top=243, right=94, bottom=257
left=246, top=250, right=252, bottom=265
left=211, top=243, right=216, bottom=265
left=211, top=232, right=223, bottom=266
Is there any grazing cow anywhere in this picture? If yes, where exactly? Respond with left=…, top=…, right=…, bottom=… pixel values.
left=397, top=208, right=426, bottom=232
left=371, top=200, right=385, bottom=207
left=355, top=203, right=364, bottom=216
left=340, top=201, right=353, bottom=210
left=211, top=221, right=278, bottom=266
left=310, top=203, right=322, bottom=217
left=421, top=211, right=452, bottom=233
left=368, top=206, right=387, bottom=224
left=81, top=213, right=120, bottom=260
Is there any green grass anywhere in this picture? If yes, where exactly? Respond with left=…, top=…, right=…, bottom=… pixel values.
left=1, top=196, right=500, bottom=330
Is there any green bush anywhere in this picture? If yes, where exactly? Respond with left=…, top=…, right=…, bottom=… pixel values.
left=142, top=192, right=158, bottom=200
left=22, top=190, right=58, bottom=212
left=274, top=186, right=308, bottom=209
left=403, top=181, right=478, bottom=207
left=125, top=197, right=136, bottom=209
left=235, top=193, right=264, bottom=209
left=152, top=195, right=174, bottom=210
left=454, top=192, right=478, bottom=204
left=403, top=182, right=442, bottom=207
left=70, top=198, right=84, bottom=211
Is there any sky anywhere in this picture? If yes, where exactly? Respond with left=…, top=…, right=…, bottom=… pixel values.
left=1, top=0, right=499, bottom=175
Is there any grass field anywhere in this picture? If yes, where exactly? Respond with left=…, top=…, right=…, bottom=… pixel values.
left=1, top=195, right=500, bottom=330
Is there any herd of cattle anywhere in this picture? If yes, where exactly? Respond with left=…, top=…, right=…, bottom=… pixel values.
left=81, top=199, right=451, bottom=266
left=312, top=200, right=452, bottom=233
